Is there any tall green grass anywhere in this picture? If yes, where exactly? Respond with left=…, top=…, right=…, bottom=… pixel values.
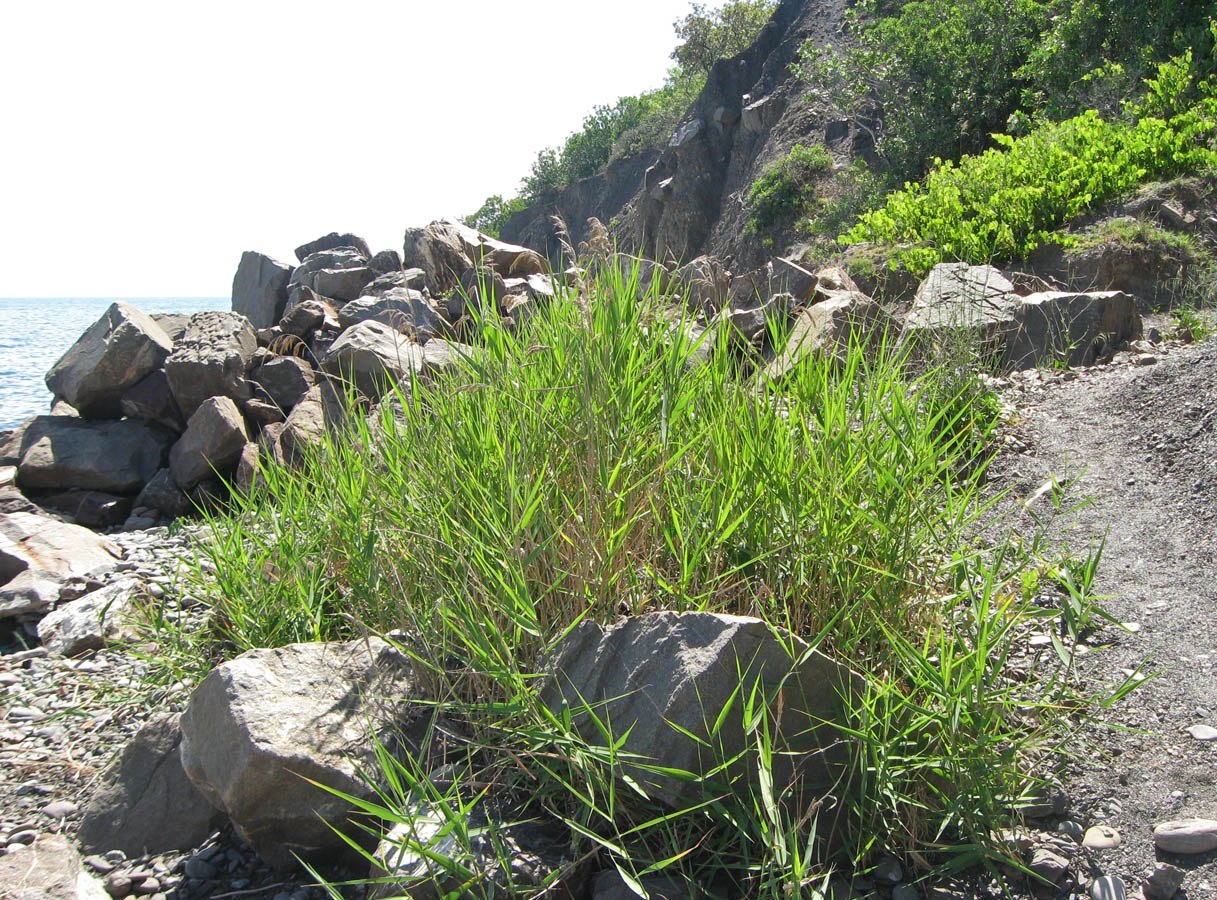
left=172, top=265, right=1128, bottom=895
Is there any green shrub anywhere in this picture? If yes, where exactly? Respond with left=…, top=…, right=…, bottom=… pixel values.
left=746, top=143, right=833, bottom=230
left=841, top=51, right=1217, bottom=275
left=461, top=194, right=527, bottom=239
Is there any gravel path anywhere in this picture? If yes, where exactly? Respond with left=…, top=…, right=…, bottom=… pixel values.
left=992, top=338, right=1217, bottom=898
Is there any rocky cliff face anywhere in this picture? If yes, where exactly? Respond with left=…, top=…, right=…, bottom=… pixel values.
left=501, top=0, right=862, bottom=271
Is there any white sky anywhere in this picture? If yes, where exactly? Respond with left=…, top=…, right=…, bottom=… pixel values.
left=0, top=0, right=715, bottom=298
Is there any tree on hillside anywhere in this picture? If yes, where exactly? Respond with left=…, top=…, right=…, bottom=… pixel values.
left=672, top=1, right=779, bottom=75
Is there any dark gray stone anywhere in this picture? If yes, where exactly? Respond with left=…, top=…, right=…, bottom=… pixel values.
left=169, top=397, right=249, bottom=490
left=231, top=251, right=293, bottom=330
left=14, top=417, right=173, bottom=493
left=164, top=312, right=258, bottom=418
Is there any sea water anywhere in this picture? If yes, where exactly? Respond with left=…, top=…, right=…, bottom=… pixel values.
left=0, top=297, right=227, bottom=430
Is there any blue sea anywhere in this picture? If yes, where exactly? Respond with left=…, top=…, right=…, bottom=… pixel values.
left=0, top=297, right=228, bottom=431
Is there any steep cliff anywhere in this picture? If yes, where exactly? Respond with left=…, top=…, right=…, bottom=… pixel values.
left=501, top=0, right=862, bottom=271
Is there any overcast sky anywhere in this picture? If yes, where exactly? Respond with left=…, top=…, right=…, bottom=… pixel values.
left=0, top=0, right=716, bottom=298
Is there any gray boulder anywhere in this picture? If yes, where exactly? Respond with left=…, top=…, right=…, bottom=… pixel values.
left=120, top=369, right=185, bottom=432
left=670, top=256, right=731, bottom=317
left=77, top=713, right=226, bottom=857
left=280, top=294, right=339, bottom=338
left=904, top=264, right=1141, bottom=370
left=540, top=612, right=859, bottom=814
left=402, top=222, right=475, bottom=296
left=39, top=490, right=132, bottom=529
left=169, top=396, right=249, bottom=490
left=0, top=834, right=109, bottom=900
left=321, top=321, right=424, bottom=400
left=294, top=231, right=371, bottom=262
left=338, top=290, right=449, bottom=339
left=289, top=248, right=374, bottom=303
left=369, top=248, right=402, bottom=274
left=0, top=511, right=121, bottom=619
left=179, top=638, right=419, bottom=870
left=37, top=578, right=144, bottom=656
left=251, top=356, right=316, bottom=412
left=44, top=302, right=174, bottom=418
left=762, top=291, right=895, bottom=379
left=14, top=416, right=173, bottom=493
left=232, top=251, right=293, bottom=329
left=134, top=468, right=192, bottom=519
left=164, top=312, right=258, bottom=418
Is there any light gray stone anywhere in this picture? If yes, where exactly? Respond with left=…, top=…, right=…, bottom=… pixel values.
left=164, top=312, right=258, bottom=418
left=1082, top=825, right=1121, bottom=849
left=540, top=612, right=859, bottom=814
left=169, top=397, right=248, bottom=490
left=321, top=321, right=424, bottom=401
left=179, top=638, right=418, bottom=870
left=37, top=578, right=143, bottom=656
left=45, top=302, right=173, bottom=419
left=1090, top=875, right=1126, bottom=900
left=762, top=291, right=894, bottom=379
left=231, top=251, right=293, bottom=329
left=1141, top=863, right=1185, bottom=900
left=14, top=417, right=172, bottom=494
left=338, top=290, right=449, bottom=340
left=1152, top=819, right=1217, bottom=854
left=294, top=231, right=371, bottom=263
left=1027, top=847, right=1070, bottom=883
left=76, top=713, right=226, bottom=858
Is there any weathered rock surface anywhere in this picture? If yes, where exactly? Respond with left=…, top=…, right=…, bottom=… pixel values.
left=44, top=302, right=174, bottom=419
left=13, top=416, right=173, bottom=493
left=338, top=290, right=448, bottom=339
left=321, top=320, right=424, bottom=400
left=164, top=311, right=257, bottom=418
left=540, top=612, right=859, bottom=814
left=36, top=578, right=143, bottom=656
left=168, top=396, right=248, bottom=490
left=133, top=467, right=192, bottom=519
left=231, top=250, right=293, bottom=329
left=120, top=369, right=185, bottom=432
left=294, top=231, right=371, bottom=262
left=762, top=291, right=895, bottom=379
left=0, top=834, right=110, bottom=900
left=904, top=264, right=1142, bottom=370
left=76, top=713, right=226, bottom=857
left=251, top=356, right=315, bottom=412
left=1152, top=818, right=1217, bottom=854
left=179, top=638, right=419, bottom=870
left=289, top=248, right=374, bottom=304
left=0, top=512, right=121, bottom=618
left=670, top=255, right=731, bottom=317
left=39, top=490, right=132, bottom=529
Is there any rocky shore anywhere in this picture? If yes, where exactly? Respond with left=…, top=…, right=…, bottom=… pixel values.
left=1, top=196, right=1215, bottom=899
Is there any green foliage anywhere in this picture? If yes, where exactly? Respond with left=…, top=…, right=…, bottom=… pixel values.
left=609, top=71, right=707, bottom=162
left=671, top=0, right=777, bottom=76
left=746, top=143, right=833, bottom=230
left=801, top=0, right=1217, bottom=183
left=461, top=194, right=527, bottom=239
left=841, top=52, right=1217, bottom=275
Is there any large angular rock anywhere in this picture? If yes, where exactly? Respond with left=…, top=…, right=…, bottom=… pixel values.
left=37, top=578, right=144, bottom=656
left=251, top=356, right=316, bottom=412
left=77, top=713, right=226, bottom=857
left=762, top=291, right=896, bottom=379
left=120, top=369, right=184, bottom=432
left=44, top=302, right=174, bottom=418
left=179, top=638, right=419, bottom=870
left=338, top=290, right=449, bottom=339
left=540, top=612, right=859, bottom=813
left=321, top=321, right=424, bottom=400
left=295, top=231, right=371, bottom=262
left=231, top=251, right=293, bottom=329
left=904, top=264, right=1141, bottom=369
left=0, top=512, right=121, bottom=619
left=133, top=468, right=192, bottom=519
left=14, top=416, right=173, bottom=493
left=0, top=834, right=109, bottom=900
left=402, top=223, right=475, bottom=296
left=288, top=248, right=374, bottom=304
left=670, top=255, right=731, bottom=317
left=39, top=490, right=132, bottom=529
left=169, top=397, right=248, bottom=490
left=164, top=311, right=258, bottom=418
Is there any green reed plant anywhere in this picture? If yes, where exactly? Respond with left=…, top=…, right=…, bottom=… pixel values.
left=176, top=262, right=1132, bottom=893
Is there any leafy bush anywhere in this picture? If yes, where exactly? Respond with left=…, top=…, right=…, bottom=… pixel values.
left=461, top=194, right=527, bottom=239
left=672, top=0, right=777, bottom=76
left=841, top=51, right=1217, bottom=274
left=746, top=143, right=833, bottom=230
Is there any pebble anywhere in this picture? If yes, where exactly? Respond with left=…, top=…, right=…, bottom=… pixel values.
left=1090, top=875, right=1126, bottom=900
left=872, top=856, right=902, bottom=885
left=1152, top=818, right=1217, bottom=854
left=1186, top=723, right=1217, bottom=740
left=1082, top=825, right=1122, bottom=849
left=1027, top=847, right=1070, bottom=883
left=84, top=854, right=115, bottom=874
left=41, top=799, right=78, bottom=819
left=1057, top=820, right=1085, bottom=842
left=104, top=873, right=133, bottom=898
left=6, top=828, right=38, bottom=846
left=1142, top=862, right=1186, bottom=900
left=7, top=706, right=46, bottom=721
left=183, top=856, right=217, bottom=880
left=892, top=886, right=920, bottom=900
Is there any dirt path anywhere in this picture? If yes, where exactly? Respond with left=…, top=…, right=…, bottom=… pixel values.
left=992, top=339, right=1217, bottom=897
